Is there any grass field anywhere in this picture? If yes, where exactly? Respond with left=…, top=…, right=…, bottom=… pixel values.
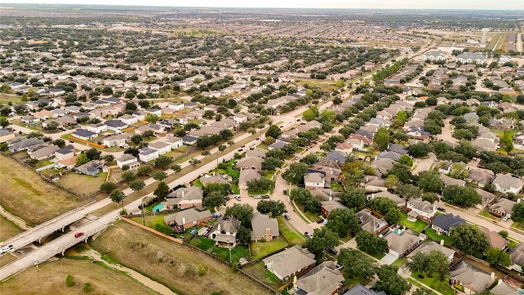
left=242, top=260, right=284, bottom=290
left=58, top=172, right=108, bottom=196
left=0, top=254, right=17, bottom=268
left=399, top=212, right=428, bottom=232
left=0, top=155, right=79, bottom=225
left=250, top=238, right=288, bottom=260
left=0, top=258, right=159, bottom=295
left=189, top=236, right=249, bottom=265
left=0, top=93, right=23, bottom=104
left=424, top=228, right=453, bottom=246
left=0, top=215, right=23, bottom=242
left=277, top=218, right=305, bottom=245
left=411, top=273, right=455, bottom=295
left=91, top=221, right=271, bottom=295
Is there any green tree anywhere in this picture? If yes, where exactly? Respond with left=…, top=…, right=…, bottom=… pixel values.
left=397, top=184, right=421, bottom=200
left=339, top=187, right=367, bottom=211
left=257, top=200, right=286, bottom=217
left=374, top=265, right=411, bottom=295
left=374, top=128, right=390, bottom=151
left=326, top=208, right=360, bottom=238
left=129, top=180, right=145, bottom=192
left=137, top=164, right=153, bottom=176
left=407, top=250, right=450, bottom=278
left=122, top=170, right=137, bottom=183
left=449, top=163, right=469, bottom=180
left=355, top=231, right=388, bottom=256
left=449, top=224, right=488, bottom=256
left=100, top=182, right=116, bottom=194
left=153, top=171, right=167, bottom=180
left=265, top=125, right=282, bottom=139
left=398, top=155, right=413, bottom=167
left=225, top=204, right=253, bottom=227
left=153, top=182, right=169, bottom=199
left=485, top=248, right=512, bottom=267
left=337, top=248, right=376, bottom=279
left=247, top=178, right=274, bottom=194
left=154, top=156, right=172, bottom=169
left=408, top=142, right=431, bottom=158
left=262, top=157, right=284, bottom=171
left=110, top=190, right=127, bottom=210
left=204, top=191, right=226, bottom=208
left=304, top=228, right=339, bottom=259
left=302, top=109, right=317, bottom=121
left=65, top=274, right=75, bottom=287
left=512, top=202, right=524, bottom=223
left=500, top=130, right=514, bottom=153
left=442, top=185, right=481, bottom=207
left=282, top=162, right=308, bottom=185
left=76, top=153, right=89, bottom=166
left=417, top=170, right=443, bottom=193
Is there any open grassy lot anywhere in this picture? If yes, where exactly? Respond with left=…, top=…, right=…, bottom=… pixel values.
left=242, top=260, right=284, bottom=290
left=0, top=155, right=79, bottom=225
left=411, top=273, right=455, bottom=295
left=189, top=236, right=249, bottom=265
left=58, top=171, right=108, bottom=196
left=0, top=258, right=159, bottom=295
left=424, top=228, right=453, bottom=246
left=91, top=221, right=271, bottom=295
left=250, top=238, right=288, bottom=260
left=399, top=212, right=428, bottom=232
left=0, top=254, right=17, bottom=268
left=0, top=93, right=23, bottom=104
left=0, top=215, right=23, bottom=242
left=277, top=218, right=305, bottom=245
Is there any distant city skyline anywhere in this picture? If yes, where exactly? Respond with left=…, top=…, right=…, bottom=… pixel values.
left=3, top=0, right=524, bottom=10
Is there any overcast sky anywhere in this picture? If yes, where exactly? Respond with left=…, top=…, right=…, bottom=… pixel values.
left=4, top=0, right=524, bottom=10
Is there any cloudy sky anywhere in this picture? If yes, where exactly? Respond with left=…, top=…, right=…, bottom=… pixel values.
left=4, top=0, right=524, bottom=10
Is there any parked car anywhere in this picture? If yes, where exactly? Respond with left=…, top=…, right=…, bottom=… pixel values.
left=437, top=207, right=446, bottom=212
left=503, top=216, right=509, bottom=221
left=336, top=263, right=344, bottom=270
left=254, top=195, right=262, bottom=199
left=212, top=213, right=222, bottom=218
left=235, top=195, right=241, bottom=201
left=328, top=248, right=338, bottom=255
left=74, top=232, right=84, bottom=238
left=304, top=232, right=313, bottom=239
left=316, top=217, right=324, bottom=224
left=261, top=195, right=270, bottom=199
left=0, top=245, right=13, bottom=254
left=284, top=214, right=291, bottom=220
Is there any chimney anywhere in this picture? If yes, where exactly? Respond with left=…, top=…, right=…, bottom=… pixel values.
left=491, top=272, right=495, bottom=281
left=440, top=239, right=444, bottom=246
left=182, top=217, right=186, bottom=224
left=265, top=228, right=271, bottom=242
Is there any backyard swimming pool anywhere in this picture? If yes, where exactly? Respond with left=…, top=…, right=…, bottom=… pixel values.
left=153, top=204, right=166, bottom=212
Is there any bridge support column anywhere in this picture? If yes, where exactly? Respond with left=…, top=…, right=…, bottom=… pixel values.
left=61, top=227, right=65, bottom=232
left=61, top=249, right=65, bottom=256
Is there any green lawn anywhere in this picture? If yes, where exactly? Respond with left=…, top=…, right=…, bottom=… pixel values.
left=424, top=228, right=453, bottom=246
left=399, top=212, right=428, bottom=232
left=296, top=203, right=320, bottom=223
left=250, top=238, right=288, bottom=260
left=479, top=209, right=499, bottom=220
left=242, top=260, right=285, bottom=290
left=392, top=258, right=407, bottom=268
left=407, top=278, right=438, bottom=295
left=411, top=273, right=456, bottom=295
left=190, top=237, right=249, bottom=265
left=277, top=218, right=305, bottom=245
left=130, top=213, right=169, bottom=228
left=511, top=222, right=524, bottom=231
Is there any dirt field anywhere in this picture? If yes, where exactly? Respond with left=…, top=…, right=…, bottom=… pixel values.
left=0, top=258, right=159, bottom=295
left=91, top=221, right=273, bottom=295
left=0, top=215, right=23, bottom=242
left=0, top=155, right=79, bottom=225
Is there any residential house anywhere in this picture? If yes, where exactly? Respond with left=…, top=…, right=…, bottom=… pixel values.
left=104, top=119, right=127, bottom=132
left=263, top=246, right=316, bottom=281
left=449, top=262, right=495, bottom=294
left=384, top=228, right=424, bottom=258
left=209, top=217, right=241, bottom=248
left=480, top=228, right=507, bottom=250
left=335, top=142, right=354, bottom=154
left=166, top=186, right=204, bottom=209
left=103, top=133, right=130, bottom=148
left=431, top=214, right=466, bottom=235
left=200, top=174, right=230, bottom=186
left=7, top=137, right=44, bottom=153
left=304, top=172, right=326, bottom=190
left=293, top=261, right=344, bottom=295
left=509, top=243, right=524, bottom=272
left=343, top=284, right=386, bottom=295
left=236, top=156, right=263, bottom=170
left=71, top=129, right=96, bottom=141
left=138, top=147, right=159, bottom=162
left=246, top=148, right=268, bottom=158
left=149, top=141, right=171, bottom=155
left=54, top=145, right=75, bottom=161
left=0, top=129, right=15, bottom=143
left=371, top=158, right=395, bottom=177
left=406, top=198, right=437, bottom=222
left=475, top=189, right=497, bottom=207
left=85, top=123, right=107, bottom=134
left=28, top=145, right=58, bottom=160
left=116, top=154, right=140, bottom=169
left=490, top=280, right=520, bottom=295
left=357, top=209, right=388, bottom=234
left=467, top=169, right=495, bottom=186
left=238, top=168, right=261, bottom=189
left=440, top=174, right=466, bottom=187
left=492, top=174, right=524, bottom=194
left=407, top=241, right=455, bottom=262
left=320, top=200, right=346, bottom=217
left=489, top=198, right=517, bottom=219
left=251, top=212, right=279, bottom=241
left=163, top=135, right=183, bottom=149
left=75, top=160, right=106, bottom=176
left=371, top=191, right=406, bottom=207
left=164, top=208, right=212, bottom=232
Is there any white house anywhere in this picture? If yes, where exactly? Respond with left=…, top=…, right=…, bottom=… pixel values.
left=149, top=141, right=171, bottom=155
left=85, top=123, right=108, bottom=134
left=138, top=147, right=159, bottom=162
left=304, top=172, right=325, bottom=190
left=163, top=135, right=183, bottom=149
left=119, top=114, right=138, bottom=125
left=116, top=154, right=140, bottom=169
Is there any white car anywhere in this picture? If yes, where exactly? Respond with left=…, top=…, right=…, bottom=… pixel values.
left=0, top=245, right=13, bottom=255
